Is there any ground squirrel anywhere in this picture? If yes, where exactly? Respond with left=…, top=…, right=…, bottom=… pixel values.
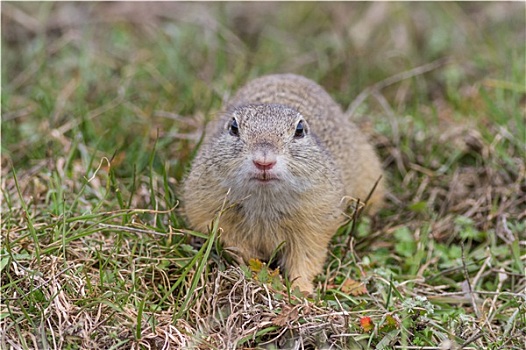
left=183, top=74, right=385, bottom=293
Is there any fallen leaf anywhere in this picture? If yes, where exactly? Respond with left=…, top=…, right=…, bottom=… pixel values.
left=248, top=258, right=264, bottom=273
left=360, top=316, right=374, bottom=333
left=381, top=313, right=400, bottom=330
left=272, top=305, right=299, bottom=327
left=341, top=278, right=367, bottom=296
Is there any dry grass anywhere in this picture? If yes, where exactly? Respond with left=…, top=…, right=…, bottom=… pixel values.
left=2, top=2, right=525, bottom=349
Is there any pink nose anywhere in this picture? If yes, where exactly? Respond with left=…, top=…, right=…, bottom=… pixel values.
left=253, top=159, right=276, bottom=171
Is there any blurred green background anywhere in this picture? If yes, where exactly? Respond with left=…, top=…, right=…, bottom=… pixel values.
left=3, top=2, right=524, bottom=174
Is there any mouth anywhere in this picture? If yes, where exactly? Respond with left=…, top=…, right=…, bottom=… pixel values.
left=253, top=178, right=278, bottom=183
left=250, top=172, right=279, bottom=183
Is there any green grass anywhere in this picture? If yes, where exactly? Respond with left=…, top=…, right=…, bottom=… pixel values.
left=2, top=2, right=525, bottom=349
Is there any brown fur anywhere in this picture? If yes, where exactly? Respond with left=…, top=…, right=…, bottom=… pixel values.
left=183, top=74, right=385, bottom=293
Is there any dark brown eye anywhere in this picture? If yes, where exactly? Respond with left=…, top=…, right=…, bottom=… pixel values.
left=229, top=118, right=239, bottom=137
left=294, top=120, right=306, bottom=138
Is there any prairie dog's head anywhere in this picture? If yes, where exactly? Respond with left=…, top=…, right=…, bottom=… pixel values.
left=208, top=104, right=333, bottom=195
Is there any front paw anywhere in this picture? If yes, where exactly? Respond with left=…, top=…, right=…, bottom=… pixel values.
left=291, top=277, right=314, bottom=296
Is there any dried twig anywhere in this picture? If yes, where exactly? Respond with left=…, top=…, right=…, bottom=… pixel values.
left=346, top=57, right=453, bottom=118
left=461, top=241, right=481, bottom=318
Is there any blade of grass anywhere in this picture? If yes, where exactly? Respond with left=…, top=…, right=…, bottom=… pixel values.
left=12, top=168, right=41, bottom=263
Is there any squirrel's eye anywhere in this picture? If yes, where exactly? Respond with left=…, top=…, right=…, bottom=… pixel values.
left=294, top=120, right=306, bottom=138
left=229, top=118, right=239, bottom=137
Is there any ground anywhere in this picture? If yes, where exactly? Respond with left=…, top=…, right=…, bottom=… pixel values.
left=1, top=2, right=525, bottom=349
